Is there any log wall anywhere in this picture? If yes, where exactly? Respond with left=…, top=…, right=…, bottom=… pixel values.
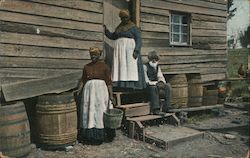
left=140, top=0, right=227, bottom=83
left=0, top=0, right=103, bottom=89
left=0, top=0, right=228, bottom=97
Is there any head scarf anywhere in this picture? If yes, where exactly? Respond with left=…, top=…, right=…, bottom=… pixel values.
left=89, top=47, right=102, bottom=54
left=119, top=9, right=130, bottom=18
left=115, top=9, right=135, bottom=33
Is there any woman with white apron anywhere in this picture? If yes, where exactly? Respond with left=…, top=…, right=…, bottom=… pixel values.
left=104, top=9, right=146, bottom=90
left=77, top=47, right=115, bottom=145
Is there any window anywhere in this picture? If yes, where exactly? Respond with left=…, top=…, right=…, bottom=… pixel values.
left=170, top=12, right=191, bottom=45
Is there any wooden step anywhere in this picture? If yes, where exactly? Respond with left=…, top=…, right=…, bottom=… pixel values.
left=113, top=91, right=147, bottom=106
left=144, top=125, right=204, bottom=150
left=117, top=102, right=149, bottom=109
left=168, top=104, right=223, bottom=112
left=116, top=102, right=150, bottom=117
left=113, top=90, right=145, bottom=95
left=126, top=113, right=180, bottom=140
left=127, top=113, right=174, bottom=122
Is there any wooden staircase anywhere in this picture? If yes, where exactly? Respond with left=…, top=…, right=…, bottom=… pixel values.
left=113, top=91, right=180, bottom=141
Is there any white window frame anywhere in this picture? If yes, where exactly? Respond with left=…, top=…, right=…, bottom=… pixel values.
left=170, top=12, right=191, bottom=46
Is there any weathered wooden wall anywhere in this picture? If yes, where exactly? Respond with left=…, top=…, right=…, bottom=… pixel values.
left=0, top=0, right=103, bottom=89
left=0, top=0, right=228, bottom=97
left=140, top=0, right=227, bottom=83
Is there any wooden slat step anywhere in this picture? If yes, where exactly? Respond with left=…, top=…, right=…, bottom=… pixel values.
left=127, top=113, right=174, bottom=122
left=117, top=102, right=150, bottom=117
left=117, top=102, right=149, bottom=109
left=168, top=104, right=223, bottom=112
left=113, top=90, right=147, bottom=106
left=113, top=90, right=145, bottom=95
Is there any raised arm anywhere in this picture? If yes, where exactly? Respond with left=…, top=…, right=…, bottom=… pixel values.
left=104, top=27, right=118, bottom=40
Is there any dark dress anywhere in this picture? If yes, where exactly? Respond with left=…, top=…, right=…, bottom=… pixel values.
left=105, top=22, right=146, bottom=90
left=79, top=60, right=115, bottom=145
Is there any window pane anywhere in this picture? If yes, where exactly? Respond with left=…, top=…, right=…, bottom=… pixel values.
left=173, top=34, right=179, bottom=42
left=182, top=26, right=188, bottom=33
left=172, top=15, right=180, bottom=23
left=170, top=13, right=190, bottom=45
left=181, top=34, right=187, bottom=43
left=173, top=25, right=180, bottom=33
left=182, top=16, right=188, bottom=24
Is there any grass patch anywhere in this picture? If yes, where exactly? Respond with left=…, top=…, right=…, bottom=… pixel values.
left=188, top=113, right=214, bottom=124
left=226, top=48, right=249, bottom=97
left=227, top=48, right=249, bottom=78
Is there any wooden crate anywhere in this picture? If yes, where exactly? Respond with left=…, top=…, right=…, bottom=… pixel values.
left=126, top=113, right=180, bottom=140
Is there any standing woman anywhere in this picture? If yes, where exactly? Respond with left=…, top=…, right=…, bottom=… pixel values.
left=104, top=9, right=146, bottom=90
left=77, top=47, right=115, bottom=145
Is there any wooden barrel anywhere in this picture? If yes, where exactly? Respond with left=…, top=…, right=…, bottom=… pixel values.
left=203, top=86, right=218, bottom=106
left=187, top=75, right=203, bottom=107
left=0, top=102, right=31, bottom=157
left=169, top=74, right=188, bottom=108
left=36, top=92, right=77, bottom=148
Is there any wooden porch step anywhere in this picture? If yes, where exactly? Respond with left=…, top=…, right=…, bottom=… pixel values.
left=117, top=102, right=150, bottom=117
left=117, top=102, right=149, bottom=109
left=113, top=91, right=147, bottom=106
left=126, top=113, right=180, bottom=140
left=144, top=125, right=204, bottom=150
left=127, top=113, right=174, bottom=122
left=168, top=104, right=223, bottom=113
left=113, top=90, right=145, bottom=95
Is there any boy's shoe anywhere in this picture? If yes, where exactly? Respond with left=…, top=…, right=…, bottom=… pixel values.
left=153, top=111, right=166, bottom=116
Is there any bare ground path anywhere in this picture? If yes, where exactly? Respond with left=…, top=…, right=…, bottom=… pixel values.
left=27, top=107, right=249, bottom=158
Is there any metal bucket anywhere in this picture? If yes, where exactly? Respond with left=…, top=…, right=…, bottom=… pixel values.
left=103, top=108, right=123, bottom=129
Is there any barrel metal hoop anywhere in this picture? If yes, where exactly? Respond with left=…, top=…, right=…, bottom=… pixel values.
left=0, top=118, right=28, bottom=127
left=0, top=131, right=30, bottom=139
left=0, top=107, right=26, bottom=115
left=0, top=143, right=31, bottom=152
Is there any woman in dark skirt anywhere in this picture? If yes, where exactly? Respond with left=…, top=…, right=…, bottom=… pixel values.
left=77, top=47, right=116, bottom=145
left=104, top=9, right=146, bottom=90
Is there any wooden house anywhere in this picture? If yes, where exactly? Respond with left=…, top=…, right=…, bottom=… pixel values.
left=0, top=0, right=227, bottom=102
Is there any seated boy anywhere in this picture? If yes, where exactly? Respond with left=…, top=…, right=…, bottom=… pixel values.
left=143, top=51, right=173, bottom=114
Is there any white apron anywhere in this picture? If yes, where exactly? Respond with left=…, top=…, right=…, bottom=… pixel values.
left=112, top=38, right=139, bottom=82
left=80, top=80, right=113, bottom=129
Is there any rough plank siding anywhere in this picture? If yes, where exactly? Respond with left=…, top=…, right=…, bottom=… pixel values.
left=140, top=0, right=227, bottom=83
left=0, top=0, right=103, bottom=87
left=0, top=0, right=102, bottom=23
left=2, top=71, right=82, bottom=101
left=0, top=11, right=102, bottom=32
left=0, top=68, right=81, bottom=79
left=0, top=21, right=103, bottom=41
left=0, top=31, right=102, bottom=50
left=0, top=44, right=90, bottom=59
left=29, top=0, right=103, bottom=13
left=0, top=0, right=228, bottom=89
left=141, top=0, right=227, bottom=17
left=0, top=57, right=88, bottom=69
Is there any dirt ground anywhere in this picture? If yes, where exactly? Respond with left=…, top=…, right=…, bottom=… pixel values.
left=26, top=106, right=249, bottom=158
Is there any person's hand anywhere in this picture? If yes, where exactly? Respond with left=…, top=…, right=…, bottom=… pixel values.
left=103, top=25, right=107, bottom=32
left=110, top=97, right=117, bottom=107
left=75, top=82, right=83, bottom=96
left=133, top=51, right=138, bottom=59
left=156, top=81, right=165, bottom=89
left=148, top=81, right=157, bottom=86
left=76, top=89, right=81, bottom=96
